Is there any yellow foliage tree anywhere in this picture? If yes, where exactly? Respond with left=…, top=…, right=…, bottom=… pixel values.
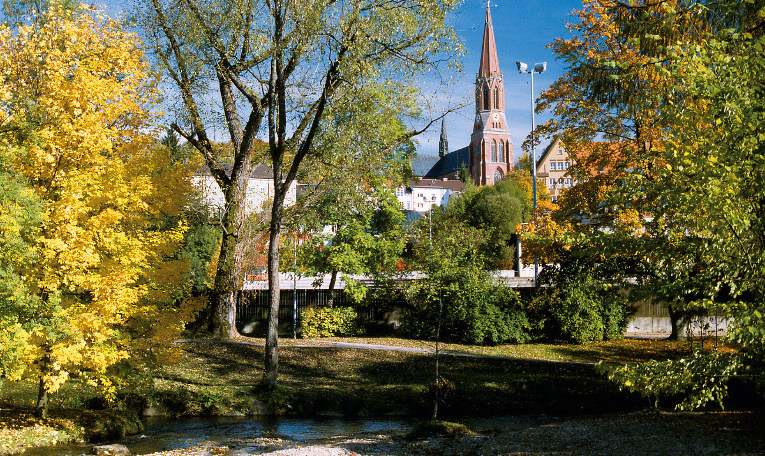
left=0, top=4, right=200, bottom=417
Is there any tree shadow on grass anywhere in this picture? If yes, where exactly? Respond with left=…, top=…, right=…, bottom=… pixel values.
left=547, top=339, right=696, bottom=365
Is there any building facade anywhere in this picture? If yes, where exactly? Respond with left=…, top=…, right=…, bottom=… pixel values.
left=536, top=137, right=574, bottom=201
left=193, top=164, right=297, bottom=213
left=395, top=178, right=464, bottom=213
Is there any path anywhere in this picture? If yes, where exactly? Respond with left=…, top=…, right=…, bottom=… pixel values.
left=176, top=338, right=594, bottom=366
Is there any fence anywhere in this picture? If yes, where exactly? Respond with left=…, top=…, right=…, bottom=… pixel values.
left=236, top=289, right=391, bottom=326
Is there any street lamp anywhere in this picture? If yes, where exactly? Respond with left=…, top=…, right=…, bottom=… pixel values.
left=517, top=61, right=546, bottom=285
left=516, top=61, right=546, bottom=209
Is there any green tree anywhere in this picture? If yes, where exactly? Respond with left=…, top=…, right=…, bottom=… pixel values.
left=402, top=211, right=529, bottom=346
left=297, top=190, right=407, bottom=305
left=535, top=0, right=765, bottom=409
left=443, top=173, right=533, bottom=269
left=140, top=0, right=461, bottom=388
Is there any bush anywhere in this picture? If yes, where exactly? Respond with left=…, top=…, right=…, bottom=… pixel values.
left=530, top=277, right=630, bottom=343
left=301, top=306, right=359, bottom=338
left=401, top=276, right=531, bottom=345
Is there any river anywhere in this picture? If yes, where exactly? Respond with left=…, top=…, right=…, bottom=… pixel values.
left=20, top=416, right=415, bottom=456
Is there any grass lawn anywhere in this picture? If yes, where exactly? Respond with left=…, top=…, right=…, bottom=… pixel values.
left=247, top=335, right=726, bottom=364
left=0, top=336, right=741, bottom=454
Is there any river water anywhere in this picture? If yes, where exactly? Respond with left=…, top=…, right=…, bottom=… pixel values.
left=21, top=416, right=415, bottom=456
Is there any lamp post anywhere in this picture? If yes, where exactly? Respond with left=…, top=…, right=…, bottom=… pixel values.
left=517, top=61, right=546, bottom=285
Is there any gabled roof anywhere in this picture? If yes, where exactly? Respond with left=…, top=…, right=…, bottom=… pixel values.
left=408, top=179, right=465, bottom=192
left=424, top=145, right=469, bottom=179
left=536, top=136, right=564, bottom=170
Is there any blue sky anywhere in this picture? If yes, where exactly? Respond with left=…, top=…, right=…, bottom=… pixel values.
left=417, top=0, right=584, bottom=158
left=102, top=0, right=583, bottom=160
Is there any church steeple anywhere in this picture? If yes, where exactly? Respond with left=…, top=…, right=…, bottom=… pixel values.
left=478, top=5, right=500, bottom=80
left=469, top=3, right=514, bottom=187
left=439, top=117, right=448, bottom=158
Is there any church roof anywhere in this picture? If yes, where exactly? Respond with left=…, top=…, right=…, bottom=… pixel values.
left=411, top=154, right=440, bottom=176
left=423, top=145, right=470, bottom=179
left=478, top=5, right=500, bottom=78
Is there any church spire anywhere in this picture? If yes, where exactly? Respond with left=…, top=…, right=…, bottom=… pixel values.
left=478, top=4, right=500, bottom=79
left=470, top=2, right=513, bottom=187
left=439, top=117, right=448, bottom=158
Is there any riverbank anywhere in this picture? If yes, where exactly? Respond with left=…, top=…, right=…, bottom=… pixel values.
left=0, top=407, right=142, bottom=455
left=0, top=337, right=748, bottom=454
left=134, top=411, right=765, bottom=456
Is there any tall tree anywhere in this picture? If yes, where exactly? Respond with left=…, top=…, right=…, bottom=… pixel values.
left=531, top=0, right=765, bottom=408
left=0, top=3, right=199, bottom=417
left=530, top=0, right=714, bottom=338
left=139, top=0, right=460, bottom=387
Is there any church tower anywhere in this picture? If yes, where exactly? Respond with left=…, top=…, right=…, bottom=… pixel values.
left=439, top=118, right=448, bottom=158
left=470, top=5, right=513, bottom=186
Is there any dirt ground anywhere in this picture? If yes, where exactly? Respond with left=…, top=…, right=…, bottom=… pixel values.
left=144, top=411, right=765, bottom=456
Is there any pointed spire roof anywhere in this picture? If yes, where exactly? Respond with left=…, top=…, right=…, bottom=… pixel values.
left=478, top=4, right=500, bottom=78
left=439, top=117, right=448, bottom=157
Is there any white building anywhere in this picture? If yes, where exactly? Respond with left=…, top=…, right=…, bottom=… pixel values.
left=193, top=164, right=297, bottom=213
left=395, top=178, right=464, bottom=213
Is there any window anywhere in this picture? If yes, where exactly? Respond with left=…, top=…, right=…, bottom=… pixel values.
left=490, top=140, right=497, bottom=162
left=550, top=162, right=557, bottom=171
left=565, top=161, right=571, bottom=169
left=558, top=148, right=563, bottom=155
left=498, top=140, right=504, bottom=163
left=494, top=88, right=500, bottom=110
left=565, top=178, right=572, bottom=187
left=494, top=168, right=503, bottom=183
left=483, top=86, right=490, bottom=110
left=417, top=193, right=423, bottom=198
left=549, top=178, right=555, bottom=187
left=431, top=195, right=436, bottom=201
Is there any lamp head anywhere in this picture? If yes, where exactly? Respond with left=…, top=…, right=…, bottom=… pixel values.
left=534, top=62, right=547, bottom=73
left=516, top=61, right=527, bottom=73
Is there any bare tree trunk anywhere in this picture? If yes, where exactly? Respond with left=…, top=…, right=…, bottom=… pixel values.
left=327, top=269, right=338, bottom=307
left=264, top=187, right=285, bottom=390
left=210, top=229, right=241, bottom=339
left=209, top=170, right=249, bottom=339
left=668, top=305, right=683, bottom=340
left=34, top=354, right=50, bottom=418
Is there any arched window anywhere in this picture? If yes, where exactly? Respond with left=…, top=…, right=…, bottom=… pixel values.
left=498, top=140, right=504, bottom=163
left=494, top=168, right=503, bottom=183
left=490, top=140, right=497, bottom=162
left=483, top=86, right=490, bottom=110
left=494, top=88, right=500, bottom=110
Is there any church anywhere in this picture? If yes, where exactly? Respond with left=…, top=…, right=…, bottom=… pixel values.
left=415, top=5, right=514, bottom=187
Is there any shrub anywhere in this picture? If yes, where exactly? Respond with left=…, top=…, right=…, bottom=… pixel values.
left=401, top=275, right=531, bottom=345
left=530, top=276, right=630, bottom=343
left=301, top=306, right=359, bottom=338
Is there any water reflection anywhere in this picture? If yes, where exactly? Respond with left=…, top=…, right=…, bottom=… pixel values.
left=22, top=416, right=413, bottom=456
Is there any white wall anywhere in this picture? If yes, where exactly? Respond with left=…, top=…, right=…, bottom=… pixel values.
left=193, top=175, right=297, bottom=213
